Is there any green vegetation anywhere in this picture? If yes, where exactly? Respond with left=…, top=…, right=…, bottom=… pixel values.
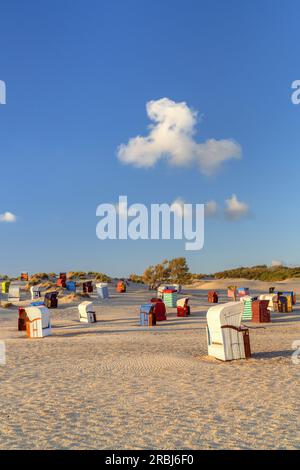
left=2, top=263, right=299, bottom=287
left=213, top=265, right=300, bottom=281
left=142, top=257, right=191, bottom=288
left=128, top=274, right=144, bottom=284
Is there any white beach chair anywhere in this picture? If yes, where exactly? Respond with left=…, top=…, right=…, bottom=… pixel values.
left=157, top=285, right=168, bottom=298
left=206, top=301, right=251, bottom=361
left=78, top=301, right=96, bottom=323
left=30, top=285, right=41, bottom=300
left=25, top=306, right=51, bottom=338
left=259, top=294, right=278, bottom=311
left=96, top=283, right=109, bottom=299
left=8, top=285, right=20, bottom=301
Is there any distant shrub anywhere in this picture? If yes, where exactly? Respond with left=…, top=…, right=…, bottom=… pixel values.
left=28, top=273, right=49, bottom=285
left=128, top=274, right=144, bottom=284
left=67, top=271, right=87, bottom=280
left=94, top=273, right=111, bottom=282
left=213, top=265, right=300, bottom=281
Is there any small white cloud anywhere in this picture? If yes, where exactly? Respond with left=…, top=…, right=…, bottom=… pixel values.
left=225, top=194, right=249, bottom=221
left=0, top=212, right=17, bottom=223
left=271, top=260, right=283, bottom=267
left=170, top=198, right=193, bottom=218
left=205, top=200, right=218, bottom=217
left=117, top=98, right=241, bottom=175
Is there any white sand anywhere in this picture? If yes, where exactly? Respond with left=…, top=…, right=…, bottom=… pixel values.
left=0, top=280, right=299, bottom=449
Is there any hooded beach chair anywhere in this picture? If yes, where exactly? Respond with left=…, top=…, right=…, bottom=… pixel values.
left=227, top=286, right=237, bottom=301
left=1, top=281, right=10, bottom=294
left=237, top=287, right=250, bottom=297
left=208, top=291, right=218, bottom=303
left=252, top=300, right=270, bottom=323
left=83, top=281, right=93, bottom=293
left=116, top=281, right=126, bottom=293
left=44, top=291, right=58, bottom=309
left=78, top=301, right=96, bottom=323
left=278, top=295, right=288, bottom=313
left=162, top=289, right=177, bottom=307
left=57, top=273, right=67, bottom=288
left=206, top=301, right=251, bottom=361
left=30, top=285, right=41, bottom=300
left=140, top=304, right=156, bottom=326
left=240, top=295, right=253, bottom=321
left=66, top=281, right=76, bottom=292
left=18, top=308, right=28, bottom=331
left=259, top=294, right=278, bottom=312
left=57, top=278, right=66, bottom=288
left=25, top=306, right=51, bottom=338
left=150, top=298, right=167, bottom=321
left=281, top=292, right=294, bottom=309
left=177, top=297, right=190, bottom=317
left=96, top=283, right=109, bottom=299
left=157, top=285, right=168, bottom=298
left=8, top=285, right=20, bottom=301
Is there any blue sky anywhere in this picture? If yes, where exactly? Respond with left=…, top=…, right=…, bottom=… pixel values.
left=0, top=0, right=299, bottom=276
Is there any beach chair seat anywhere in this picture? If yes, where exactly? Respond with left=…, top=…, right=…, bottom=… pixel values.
left=83, top=281, right=93, bottom=293
left=227, top=286, right=237, bottom=300
left=25, top=306, right=51, bottom=338
left=259, top=294, right=278, bottom=312
left=237, top=287, right=250, bottom=297
left=116, top=281, right=126, bottom=293
left=30, top=286, right=41, bottom=300
left=1, top=281, right=10, bottom=294
left=18, top=308, right=28, bottom=331
left=278, top=296, right=288, bottom=313
left=162, top=289, right=177, bottom=307
left=208, top=291, right=218, bottom=303
left=66, top=281, right=76, bottom=292
left=96, top=283, right=109, bottom=299
left=240, top=295, right=253, bottom=321
left=78, top=301, right=96, bottom=323
left=281, top=292, right=294, bottom=310
left=8, top=285, right=20, bottom=301
left=206, top=301, right=251, bottom=361
left=44, top=291, right=58, bottom=309
left=177, top=297, right=190, bottom=317
left=150, top=298, right=167, bottom=321
left=252, top=300, right=270, bottom=323
left=57, top=278, right=66, bottom=288
left=140, top=304, right=156, bottom=326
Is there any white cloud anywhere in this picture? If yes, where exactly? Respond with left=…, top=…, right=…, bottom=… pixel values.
left=0, top=212, right=17, bottom=223
left=271, top=260, right=283, bottom=267
left=170, top=197, right=192, bottom=217
left=117, top=98, right=241, bottom=175
left=225, top=194, right=249, bottom=221
left=205, top=200, right=218, bottom=217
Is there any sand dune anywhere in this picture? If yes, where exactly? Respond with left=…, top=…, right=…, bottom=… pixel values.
left=0, top=281, right=299, bottom=449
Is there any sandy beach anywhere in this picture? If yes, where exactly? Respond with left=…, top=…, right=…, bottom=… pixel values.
left=0, top=280, right=299, bottom=450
